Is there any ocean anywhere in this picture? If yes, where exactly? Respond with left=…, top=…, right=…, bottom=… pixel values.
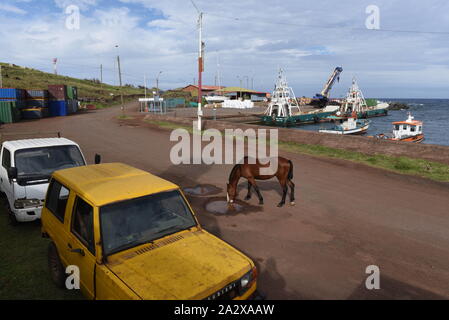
left=294, top=99, right=449, bottom=147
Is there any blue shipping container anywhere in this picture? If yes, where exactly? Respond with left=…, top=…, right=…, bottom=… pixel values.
left=49, top=101, right=67, bottom=117
left=0, top=88, right=25, bottom=100
left=66, top=100, right=78, bottom=114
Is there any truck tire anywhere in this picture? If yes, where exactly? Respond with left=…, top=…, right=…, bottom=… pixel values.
left=48, top=242, right=66, bottom=288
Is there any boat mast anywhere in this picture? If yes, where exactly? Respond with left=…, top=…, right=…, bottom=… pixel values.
left=265, top=69, right=301, bottom=117
left=342, top=77, right=367, bottom=113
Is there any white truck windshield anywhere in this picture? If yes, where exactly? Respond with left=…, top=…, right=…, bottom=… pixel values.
left=15, top=145, right=85, bottom=180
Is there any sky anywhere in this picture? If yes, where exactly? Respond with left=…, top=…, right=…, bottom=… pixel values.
left=1, top=0, right=449, bottom=98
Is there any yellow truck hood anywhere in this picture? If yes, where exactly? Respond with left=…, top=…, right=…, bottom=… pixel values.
left=106, top=229, right=252, bottom=300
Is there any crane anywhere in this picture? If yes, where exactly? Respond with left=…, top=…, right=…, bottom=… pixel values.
left=312, top=67, right=343, bottom=107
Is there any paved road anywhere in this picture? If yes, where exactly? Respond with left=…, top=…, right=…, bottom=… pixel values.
left=2, top=104, right=448, bottom=299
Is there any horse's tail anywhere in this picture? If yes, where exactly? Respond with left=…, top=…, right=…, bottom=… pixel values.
left=288, top=160, right=294, bottom=180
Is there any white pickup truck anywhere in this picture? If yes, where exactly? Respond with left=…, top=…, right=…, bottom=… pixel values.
left=0, top=137, right=90, bottom=224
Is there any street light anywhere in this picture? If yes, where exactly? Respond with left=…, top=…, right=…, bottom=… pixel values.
left=237, top=76, right=243, bottom=100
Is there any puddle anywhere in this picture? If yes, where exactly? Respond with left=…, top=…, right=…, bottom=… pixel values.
left=183, top=185, right=221, bottom=197
left=206, top=200, right=243, bottom=215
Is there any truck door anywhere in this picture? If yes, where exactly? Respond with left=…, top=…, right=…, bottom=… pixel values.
left=0, top=147, right=13, bottom=206
left=67, top=195, right=96, bottom=299
left=44, top=179, right=74, bottom=266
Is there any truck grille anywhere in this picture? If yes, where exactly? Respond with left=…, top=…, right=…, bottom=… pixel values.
left=206, top=281, right=239, bottom=300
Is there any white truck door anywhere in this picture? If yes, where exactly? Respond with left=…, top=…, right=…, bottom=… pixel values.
left=0, top=147, right=13, bottom=205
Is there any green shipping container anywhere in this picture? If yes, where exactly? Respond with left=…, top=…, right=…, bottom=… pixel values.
left=0, top=101, right=21, bottom=124
left=66, top=86, right=78, bottom=100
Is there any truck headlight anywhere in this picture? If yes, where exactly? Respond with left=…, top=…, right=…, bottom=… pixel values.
left=239, top=267, right=257, bottom=294
left=14, top=199, right=41, bottom=209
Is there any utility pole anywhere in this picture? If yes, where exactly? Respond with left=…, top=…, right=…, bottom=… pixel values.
left=191, top=0, right=203, bottom=131
left=53, top=58, right=58, bottom=75
left=116, top=52, right=125, bottom=113
left=0, top=65, right=3, bottom=88
left=100, top=64, right=103, bottom=83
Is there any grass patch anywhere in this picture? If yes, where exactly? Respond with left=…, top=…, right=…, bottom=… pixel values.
left=141, top=119, right=449, bottom=182
left=117, top=115, right=134, bottom=120
left=278, top=141, right=449, bottom=182
left=0, top=62, right=146, bottom=104
left=144, top=120, right=193, bottom=133
left=0, top=199, right=83, bottom=300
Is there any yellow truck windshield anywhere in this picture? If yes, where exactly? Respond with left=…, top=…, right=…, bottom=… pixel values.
left=100, top=190, right=197, bottom=256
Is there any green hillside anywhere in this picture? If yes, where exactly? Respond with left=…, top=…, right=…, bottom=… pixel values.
left=0, top=62, right=149, bottom=105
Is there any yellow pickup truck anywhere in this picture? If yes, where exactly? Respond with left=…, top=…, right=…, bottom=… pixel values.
left=41, top=163, right=258, bottom=300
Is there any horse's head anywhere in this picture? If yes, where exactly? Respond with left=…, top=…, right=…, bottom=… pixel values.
left=226, top=182, right=236, bottom=203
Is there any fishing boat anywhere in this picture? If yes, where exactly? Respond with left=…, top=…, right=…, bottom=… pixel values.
left=341, top=78, right=389, bottom=118
left=375, top=113, right=424, bottom=143
left=262, top=70, right=337, bottom=126
left=319, top=113, right=370, bottom=135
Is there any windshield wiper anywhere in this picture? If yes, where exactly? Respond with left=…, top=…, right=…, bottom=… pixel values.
left=107, top=238, right=154, bottom=256
left=151, top=225, right=194, bottom=239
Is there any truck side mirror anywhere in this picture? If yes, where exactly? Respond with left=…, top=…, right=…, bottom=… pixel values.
left=94, top=154, right=102, bottom=165
left=7, top=167, right=17, bottom=180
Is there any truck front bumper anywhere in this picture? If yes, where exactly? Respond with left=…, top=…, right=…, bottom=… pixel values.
left=12, top=206, right=43, bottom=222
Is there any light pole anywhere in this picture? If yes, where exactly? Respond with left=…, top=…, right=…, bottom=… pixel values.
left=156, top=71, right=163, bottom=96
left=237, top=76, right=243, bottom=100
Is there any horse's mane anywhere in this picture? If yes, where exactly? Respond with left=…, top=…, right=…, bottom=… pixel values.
left=228, top=164, right=241, bottom=183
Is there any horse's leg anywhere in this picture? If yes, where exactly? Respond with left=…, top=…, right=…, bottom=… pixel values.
left=248, top=177, right=263, bottom=205
left=275, top=174, right=290, bottom=208
left=278, top=181, right=288, bottom=207
left=244, top=181, right=252, bottom=201
left=288, top=180, right=296, bottom=206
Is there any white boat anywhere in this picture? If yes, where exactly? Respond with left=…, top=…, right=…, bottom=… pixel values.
left=375, top=113, right=424, bottom=143
left=319, top=114, right=371, bottom=135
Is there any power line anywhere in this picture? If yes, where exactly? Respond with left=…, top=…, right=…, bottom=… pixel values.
left=205, top=12, right=449, bottom=36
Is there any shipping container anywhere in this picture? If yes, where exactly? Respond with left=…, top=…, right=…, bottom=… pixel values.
left=48, top=84, right=67, bottom=101
left=0, top=101, right=21, bottom=123
left=49, top=101, right=67, bottom=117
left=66, top=86, right=78, bottom=100
left=26, top=90, right=48, bottom=99
left=66, top=100, right=78, bottom=114
left=0, top=88, right=25, bottom=100
left=21, top=108, right=48, bottom=120
left=26, top=99, right=49, bottom=108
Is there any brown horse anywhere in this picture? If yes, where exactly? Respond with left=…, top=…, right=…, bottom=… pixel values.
left=226, top=156, right=295, bottom=208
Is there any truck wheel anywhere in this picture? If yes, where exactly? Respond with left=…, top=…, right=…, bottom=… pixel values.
left=48, top=242, right=66, bottom=288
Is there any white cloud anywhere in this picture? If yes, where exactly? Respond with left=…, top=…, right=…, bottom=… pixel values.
left=54, top=0, right=98, bottom=10
left=0, top=0, right=449, bottom=97
left=0, top=3, right=27, bottom=14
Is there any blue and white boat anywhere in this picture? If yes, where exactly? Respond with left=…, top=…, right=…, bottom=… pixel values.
left=319, top=114, right=370, bottom=135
